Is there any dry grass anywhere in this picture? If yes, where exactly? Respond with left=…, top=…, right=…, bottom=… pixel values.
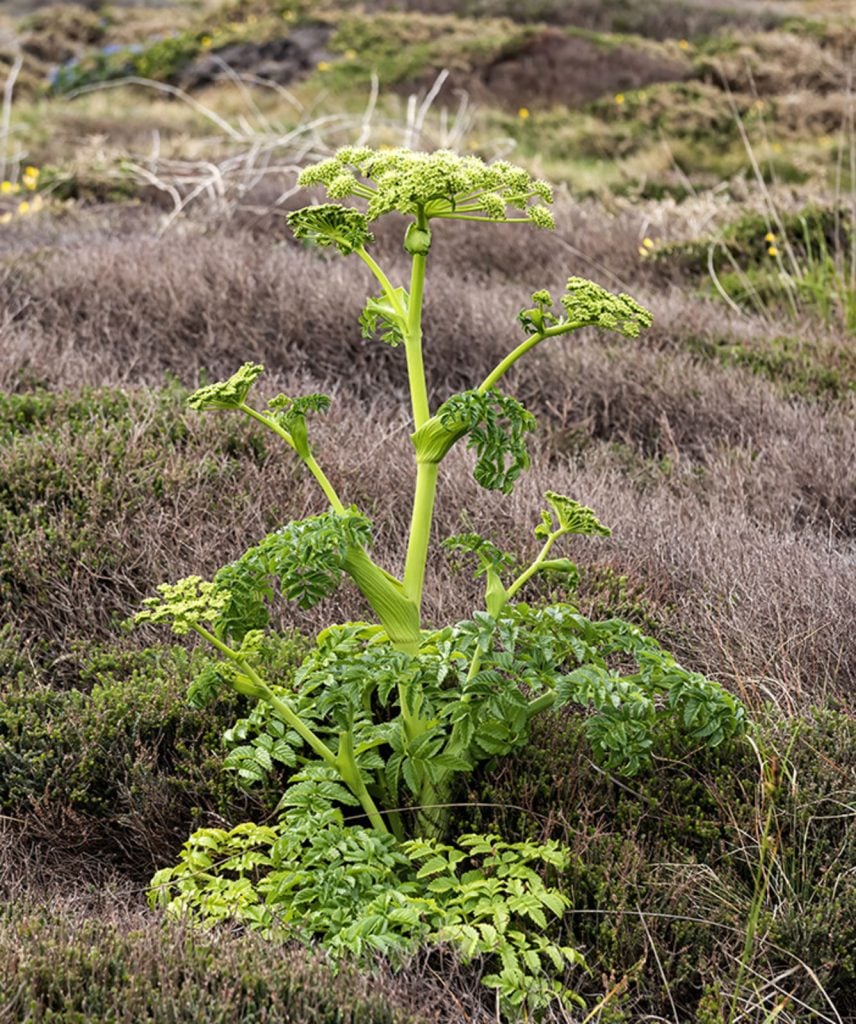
left=1, top=196, right=853, bottom=703
left=0, top=866, right=444, bottom=1024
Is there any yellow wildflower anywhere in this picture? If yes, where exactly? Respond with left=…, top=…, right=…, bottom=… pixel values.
left=614, top=93, right=625, bottom=105
left=200, top=36, right=213, bottom=49
left=767, top=246, right=779, bottom=257
left=317, top=61, right=331, bottom=72
left=518, top=106, right=530, bottom=120
left=22, top=172, right=38, bottom=191
left=1, top=181, right=18, bottom=194
left=17, top=200, right=30, bottom=215
left=24, top=166, right=39, bottom=178
left=642, top=237, right=654, bottom=249
left=344, top=48, right=357, bottom=60
left=678, top=39, right=691, bottom=50
left=764, top=231, right=776, bottom=243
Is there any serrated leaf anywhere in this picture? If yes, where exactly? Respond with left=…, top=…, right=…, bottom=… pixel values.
left=359, top=289, right=408, bottom=347
left=437, top=389, right=535, bottom=494
left=416, top=856, right=451, bottom=879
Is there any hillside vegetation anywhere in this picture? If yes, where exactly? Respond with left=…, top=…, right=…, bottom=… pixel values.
left=0, top=0, right=854, bottom=1021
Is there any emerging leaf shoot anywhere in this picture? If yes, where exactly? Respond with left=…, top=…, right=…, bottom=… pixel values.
left=268, top=393, right=331, bottom=457
left=359, top=289, right=409, bottom=347
left=188, top=362, right=264, bottom=411
left=438, top=389, right=536, bottom=493
left=443, top=532, right=517, bottom=578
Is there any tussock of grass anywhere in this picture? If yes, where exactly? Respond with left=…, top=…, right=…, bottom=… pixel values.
left=469, top=707, right=856, bottom=1018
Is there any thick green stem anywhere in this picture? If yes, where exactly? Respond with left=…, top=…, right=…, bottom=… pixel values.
left=342, top=547, right=421, bottom=654
left=404, top=210, right=431, bottom=430
left=402, top=461, right=439, bottom=611
left=336, top=730, right=391, bottom=836
left=193, top=624, right=389, bottom=834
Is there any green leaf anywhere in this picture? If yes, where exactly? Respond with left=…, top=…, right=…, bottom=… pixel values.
left=267, top=392, right=331, bottom=457
left=443, top=532, right=516, bottom=578
left=518, top=288, right=559, bottom=335
left=416, top=856, right=451, bottom=879
left=359, top=289, right=408, bottom=347
left=215, top=508, right=373, bottom=629
left=437, top=389, right=535, bottom=494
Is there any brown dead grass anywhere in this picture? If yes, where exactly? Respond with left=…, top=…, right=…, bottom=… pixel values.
left=0, top=848, right=448, bottom=1024
left=1, top=197, right=853, bottom=706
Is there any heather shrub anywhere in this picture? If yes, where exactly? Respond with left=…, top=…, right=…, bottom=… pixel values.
left=0, top=636, right=304, bottom=873
left=0, top=908, right=419, bottom=1024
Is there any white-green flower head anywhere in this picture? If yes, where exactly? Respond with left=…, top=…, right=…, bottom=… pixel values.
left=561, top=278, right=653, bottom=337
left=536, top=492, right=612, bottom=539
left=135, top=576, right=230, bottom=635
left=298, top=147, right=555, bottom=228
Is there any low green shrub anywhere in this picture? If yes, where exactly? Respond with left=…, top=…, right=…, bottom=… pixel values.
left=654, top=206, right=856, bottom=337
left=0, top=908, right=417, bottom=1023
left=0, top=384, right=270, bottom=665
left=324, top=11, right=530, bottom=89
left=0, top=635, right=305, bottom=873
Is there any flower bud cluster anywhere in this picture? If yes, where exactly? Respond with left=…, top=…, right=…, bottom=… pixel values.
left=299, top=147, right=555, bottom=228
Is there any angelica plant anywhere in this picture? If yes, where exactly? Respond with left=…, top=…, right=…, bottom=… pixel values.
left=138, top=147, right=747, bottom=1017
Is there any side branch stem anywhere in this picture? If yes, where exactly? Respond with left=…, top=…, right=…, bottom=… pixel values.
left=356, top=247, right=406, bottom=319
left=193, top=624, right=389, bottom=833
left=478, top=323, right=579, bottom=394
left=239, top=403, right=346, bottom=514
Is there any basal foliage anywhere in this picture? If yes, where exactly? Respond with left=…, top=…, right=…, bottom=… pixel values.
left=135, top=147, right=747, bottom=1019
